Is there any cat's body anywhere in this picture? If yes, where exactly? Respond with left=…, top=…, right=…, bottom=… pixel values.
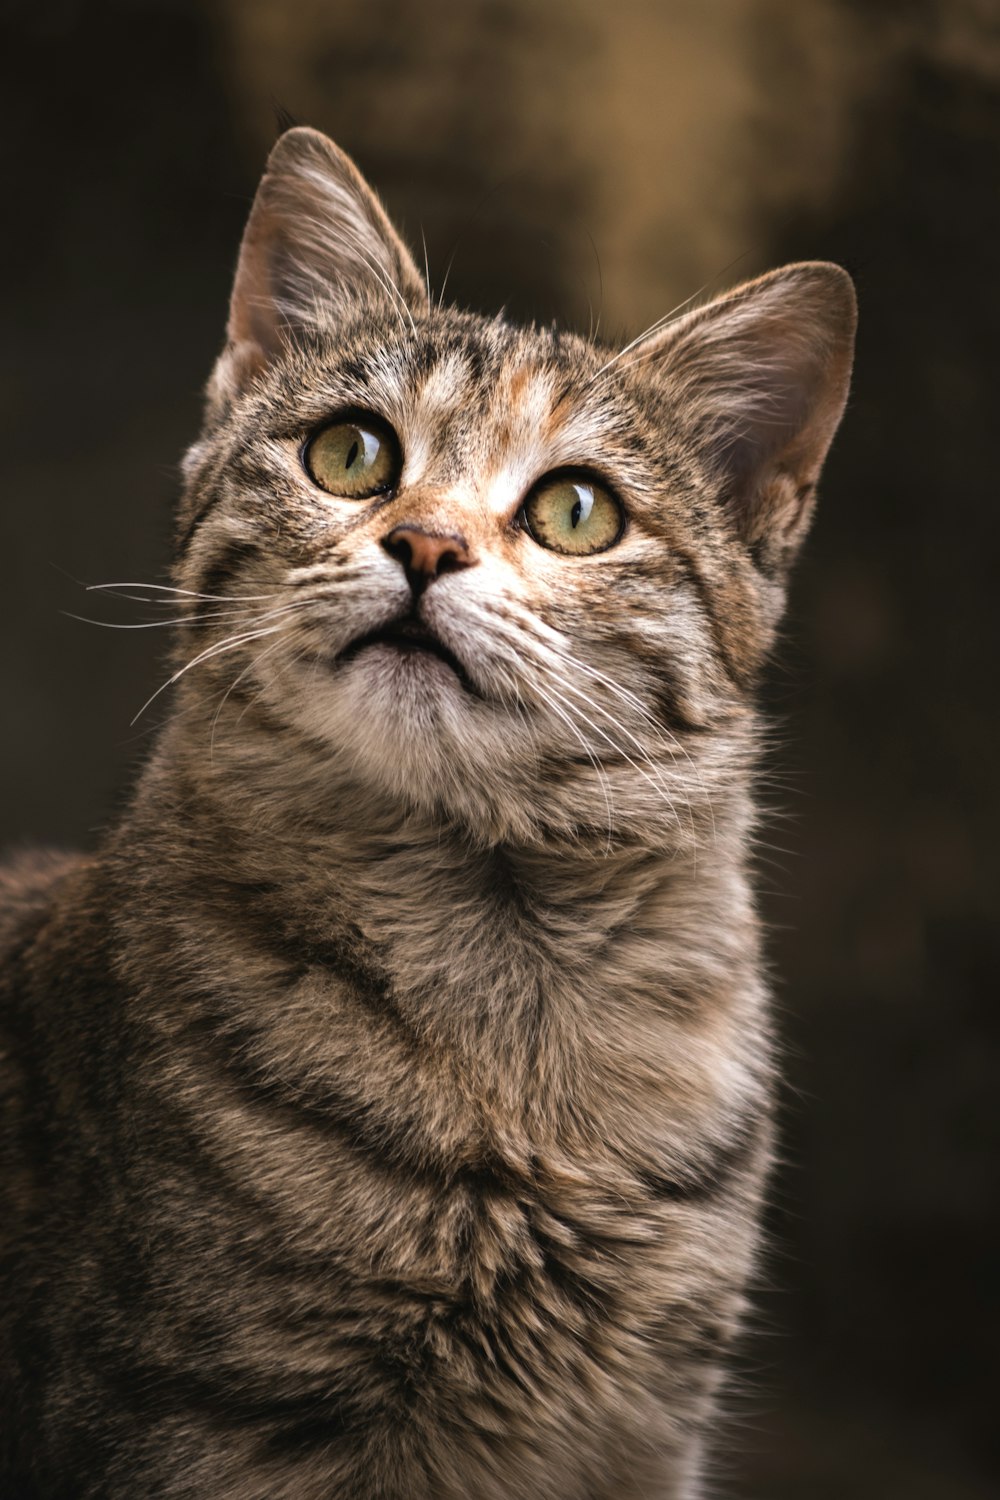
left=0, top=131, right=854, bottom=1498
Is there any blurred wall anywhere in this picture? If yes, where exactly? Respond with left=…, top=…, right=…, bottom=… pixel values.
left=1, top=2, right=997, bottom=1495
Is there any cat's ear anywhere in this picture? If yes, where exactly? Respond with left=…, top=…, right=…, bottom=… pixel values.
left=643, top=262, right=856, bottom=570
left=219, top=127, right=428, bottom=394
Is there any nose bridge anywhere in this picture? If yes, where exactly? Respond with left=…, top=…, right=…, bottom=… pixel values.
left=378, top=483, right=476, bottom=539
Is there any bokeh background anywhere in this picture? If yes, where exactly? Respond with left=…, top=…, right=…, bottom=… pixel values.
left=2, top=1, right=998, bottom=1494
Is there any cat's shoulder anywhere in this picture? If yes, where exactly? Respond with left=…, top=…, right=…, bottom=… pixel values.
left=0, top=847, right=102, bottom=980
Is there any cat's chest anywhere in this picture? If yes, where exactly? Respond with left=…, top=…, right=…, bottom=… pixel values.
left=331, top=840, right=677, bottom=1038
left=168, top=1053, right=674, bottom=1406
left=172, top=931, right=722, bottom=1293
left=168, top=845, right=752, bottom=1226
left=131, top=854, right=761, bottom=1441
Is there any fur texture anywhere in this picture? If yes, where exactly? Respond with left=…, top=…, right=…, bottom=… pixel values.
left=0, top=129, right=855, bottom=1498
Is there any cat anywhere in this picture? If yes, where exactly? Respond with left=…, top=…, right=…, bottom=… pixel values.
left=0, top=127, right=855, bottom=1499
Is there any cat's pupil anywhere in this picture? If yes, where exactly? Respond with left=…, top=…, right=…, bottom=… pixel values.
left=570, top=485, right=594, bottom=529
left=345, top=440, right=359, bottom=470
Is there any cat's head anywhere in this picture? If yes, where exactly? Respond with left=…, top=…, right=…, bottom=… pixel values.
left=176, top=128, right=855, bottom=849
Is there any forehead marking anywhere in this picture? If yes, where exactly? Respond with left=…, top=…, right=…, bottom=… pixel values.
left=404, top=351, right=475, bottom=485
left=478, top=359, right=559, bottom=516
left=482, top=371, right=630, bottom=518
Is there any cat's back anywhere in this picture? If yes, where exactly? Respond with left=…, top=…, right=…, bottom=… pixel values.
left=0, top=846, right=120, bottom=1271
left=0, top=846, right=105, bottom=1227
left=0, top=852, right=97, bottom=1472
left=0, top=847, right=86, bottom=946
left=0, top=846, right=107, bottom=1061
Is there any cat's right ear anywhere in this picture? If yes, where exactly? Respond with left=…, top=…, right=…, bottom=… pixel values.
left=216, top=128, right=428, bottom=398
left=639, top=262, right=856, bottom=574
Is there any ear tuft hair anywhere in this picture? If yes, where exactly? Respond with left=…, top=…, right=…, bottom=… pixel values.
left=271, top=101, right=301, bottom=137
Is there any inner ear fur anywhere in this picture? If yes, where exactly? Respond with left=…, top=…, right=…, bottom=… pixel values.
left=220, top=127, right=428, bottom=395
left=645, top=262, right=857, bottom=569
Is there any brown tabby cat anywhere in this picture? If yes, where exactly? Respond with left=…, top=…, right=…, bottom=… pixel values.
left=0, top=128, right=855, bottom=1498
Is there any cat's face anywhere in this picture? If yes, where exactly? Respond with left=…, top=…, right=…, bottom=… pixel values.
left=174, top=129, right=854, bottom=847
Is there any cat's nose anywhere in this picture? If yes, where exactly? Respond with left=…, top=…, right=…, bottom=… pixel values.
left=381, top=525, right=475, bottom=597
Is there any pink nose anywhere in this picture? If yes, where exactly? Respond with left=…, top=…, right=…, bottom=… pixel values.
left=381, top=525, right=475, bottom=596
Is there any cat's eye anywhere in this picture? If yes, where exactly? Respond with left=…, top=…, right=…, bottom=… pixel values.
left=520, top=474, right=624, bottom=556
left=304, top=415, right=401, bottom=499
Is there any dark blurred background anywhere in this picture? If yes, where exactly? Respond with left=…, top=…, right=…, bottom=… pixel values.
left=2, top=1, right=997, bottom=1494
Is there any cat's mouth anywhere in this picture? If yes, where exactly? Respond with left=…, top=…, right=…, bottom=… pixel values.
left=338, top=618, right=472, bottom=689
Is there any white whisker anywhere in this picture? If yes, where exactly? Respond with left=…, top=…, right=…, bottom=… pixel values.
left=210, top=633, right=292, bottom=761
left=131, top=624, right=284, bottom=726
left=461, top=597, right=714, bottom=850
left=87, top=581, right=281, bottom=603
left=527, top=677, right=615, bottom=849
left=64, top=609, right=279, bottom=631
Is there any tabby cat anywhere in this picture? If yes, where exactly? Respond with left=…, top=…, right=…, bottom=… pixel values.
left=0, top=128, right=855, bottom=1498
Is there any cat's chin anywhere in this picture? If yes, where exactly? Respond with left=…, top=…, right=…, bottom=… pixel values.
left=341, top=638, right=473, bottom=694
left=242, top=641, right=705, bottom=851
left=266, top=647, right=553, bottom=841
left=337, top=622, right=475, bottom=694
left=283, top=643, right=491, bottom=771
left=262, top=630, right=480, bottom=763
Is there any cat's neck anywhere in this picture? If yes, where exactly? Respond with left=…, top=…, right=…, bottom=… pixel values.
left=113, top=714, right=765, bottom=1159
left=145, top=702, right=755, bottom=928
left=129, top=710, right=759, bottom=1017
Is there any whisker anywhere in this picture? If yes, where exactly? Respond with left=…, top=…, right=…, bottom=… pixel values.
left=420, top=225, right=432, bottom=305
left=462, top=598, right=709, bottom=847
left=63, top=608, right=282, bottom=631
left=585, top=228, right=604, bottom=344
left=584, top=249, right=753, bottom=390
left=130, top=624, right=284, bottom=726
left=527, top=677, right=615, bottom=847
left=541, top=675, right=685, bottom=835
left=210, top=632, right=291, bottom=760
left=583, top=294, right=706, bottom=389
left=474, top=592, right=716, bottom=798
left=87, top=581, right=283, bottom=603
left=233, top=637, right=316, bottom=734
left=528, top=634, right=717, bottom=849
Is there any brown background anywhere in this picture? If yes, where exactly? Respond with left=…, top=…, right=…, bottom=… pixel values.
left=1, top=1, right=997, bottom=1494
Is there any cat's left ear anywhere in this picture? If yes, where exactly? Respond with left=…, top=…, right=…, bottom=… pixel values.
left=643, top=262, right=856, bottom=571
left=218, top=127, right=428, bottom=396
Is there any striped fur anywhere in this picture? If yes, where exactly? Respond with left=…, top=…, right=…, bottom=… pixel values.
left=0, top=129, right=855, bottom=1498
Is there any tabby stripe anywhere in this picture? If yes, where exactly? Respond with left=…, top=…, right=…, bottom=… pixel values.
left=105, top=1359, right=372, bottom=1435
left=176, top=490, right=223, bottom=556
left=653, top=658, right=714, bottom=736
left=191, top=537, right=262, bottom=606
left=671, top=546, right=751, bottom=688
left=179, top=1002, right=519, bottom=1195
left=635, top=1114, right=768, bottom=1205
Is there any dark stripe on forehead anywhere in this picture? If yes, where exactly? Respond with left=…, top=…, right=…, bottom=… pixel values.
left=445, top=336, right=488, bottom=388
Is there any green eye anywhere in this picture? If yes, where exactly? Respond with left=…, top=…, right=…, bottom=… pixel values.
left=304, top=415, right=401, bottom=498
left=521, top=474, right=624, bottom=556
